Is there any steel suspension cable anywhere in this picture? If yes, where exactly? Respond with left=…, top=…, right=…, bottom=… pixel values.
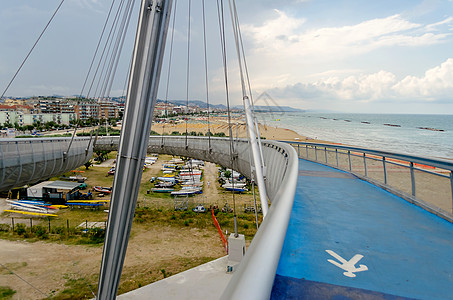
left=70, top=0, right=118, bottom=151
left=201, top=0, right=212, bottom=149
left=216, top=0, right=234, bottom=144
left=92, top=0, right=127, bottom=100
left=161, top=0, right=179, bottom=145
left=86, top=0, right=127, bottom=99
left=231, top=0, right=268, bottom=174
left=58, top=238, right=97, bottom=298
left=66, top=0, right=129, bottom=157
left=0, top=0, right=66, bottom=99
left=227, top=0, right=246, bottom=97
left=229, top=0, right=269, bottom=216
left=252, top=180, right=259, bottom=230
left=185, top=0, right=192, bottom=148
left=0, top=263, right=49, bottom=299
left=121, top=53, right=134, bottom=100
left=217, top=0, right=238, bottom=236
left=230, top=0, right=253, bottom=101
left=100, top=0, right=135, bottom=100
left=79, top=0, right=117, bottom=98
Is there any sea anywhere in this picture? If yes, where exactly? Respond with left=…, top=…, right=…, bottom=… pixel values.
left=256, top=112, right=453, bottom=160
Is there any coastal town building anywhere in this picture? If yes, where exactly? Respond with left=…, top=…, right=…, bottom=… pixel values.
left=0, top=97, right=121, bottom=126
left=0, top=110, right=76, bottom=127
left=1, top=96, right=213, bottom=128
left=154, top=102, right=202, bottom=116
left=98, top=100, right=120, bottom=120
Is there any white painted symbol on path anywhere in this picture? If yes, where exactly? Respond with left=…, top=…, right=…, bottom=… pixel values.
left=326, top=250, right=368, bottom=278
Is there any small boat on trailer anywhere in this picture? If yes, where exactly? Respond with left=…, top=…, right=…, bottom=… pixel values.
left=151, top=187, right=174, bottom=193
left=171, top=187, right=202, bottom=196
left=157, top=177, right=176, bottom=183
left=224, top=187, right=248, bottom=192
left=4, top=209, right=58, bottom=217
left=222, top=182, right=246, bottom=189
left=222, top=183, right=248, bottom=192
left=180, top=182, right=203, bottom=188
left=6, top=200, right=58, bottom=213
left=179, top=170, right=202, bottom=176
left=93, top=186, right=113, bottom=194
left=154, top=181, right=175, bottom=188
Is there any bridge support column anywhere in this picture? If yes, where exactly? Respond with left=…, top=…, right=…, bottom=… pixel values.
left=227, top=233, right=246, bottom=273
left=96, top=0, right=173, bottom=298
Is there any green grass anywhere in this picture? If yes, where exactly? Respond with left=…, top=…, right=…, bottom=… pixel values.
left=132, top=207, right=260, bottom=237
left=0, top=206, right=260, bottom=299
left=53, top=274, right=97, bottom=300
left=116, top=256, right=218, bottom=296
left=0, top=286, right=16, bottom=299
left=0, top=153, right=261, bottom=298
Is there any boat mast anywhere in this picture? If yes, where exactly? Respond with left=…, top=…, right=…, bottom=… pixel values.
left=97, top=0, right=172, bottom=298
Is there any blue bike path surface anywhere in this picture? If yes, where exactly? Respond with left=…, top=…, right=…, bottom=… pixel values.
left=271, top=159, right=453, bottom=300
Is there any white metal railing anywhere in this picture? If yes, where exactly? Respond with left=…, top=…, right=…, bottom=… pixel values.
left=286, top=141, right=453, bottom=222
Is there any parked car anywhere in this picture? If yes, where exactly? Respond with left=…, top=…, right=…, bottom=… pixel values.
left=193, top=205, right=206, bottom=213
left=107, top=167, right=115, bottom=175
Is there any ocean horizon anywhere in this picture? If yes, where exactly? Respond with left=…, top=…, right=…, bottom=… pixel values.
left=256, top=112, right=453, bottom=159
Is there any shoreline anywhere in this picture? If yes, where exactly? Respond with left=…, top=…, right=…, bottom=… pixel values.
left=151, top=117, right=453, bottom=161
left=151, top=117, right=330, bottom=144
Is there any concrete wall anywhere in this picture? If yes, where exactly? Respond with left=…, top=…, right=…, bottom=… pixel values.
left=0, top=137, right=94, bottom=192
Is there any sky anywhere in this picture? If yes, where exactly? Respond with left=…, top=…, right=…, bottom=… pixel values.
left=0, top=0, right=452, bottom=114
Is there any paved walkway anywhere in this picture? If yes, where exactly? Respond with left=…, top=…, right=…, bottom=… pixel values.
left=271, top=159, right=453, bottom=299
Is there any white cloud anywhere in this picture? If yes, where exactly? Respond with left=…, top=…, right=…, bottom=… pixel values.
left=425, top=17, right=453, bottom=31
left=243, top=12, right=449, bottom=59
left=393, top=58, right=453, bottom=100
left=242, top=10, right=453, bottom=108
left=70, top=0, right=105, bottom=14
left=25, top=84, right=71, bottom=96
left=267, top=58, right=453, bottom=103
left=333, top=71, right=397, bottom=101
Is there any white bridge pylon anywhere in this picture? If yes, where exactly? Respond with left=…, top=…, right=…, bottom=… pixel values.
left=243, top=95, right=269, bottom=217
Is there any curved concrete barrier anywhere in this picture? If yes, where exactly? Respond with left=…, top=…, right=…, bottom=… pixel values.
left=0, top=137, right=94, bottom=192
left=95, top=136, right=296, bottom=202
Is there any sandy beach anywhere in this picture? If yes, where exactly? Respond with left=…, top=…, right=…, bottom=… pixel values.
left=151, top=116, right=324, bottom=143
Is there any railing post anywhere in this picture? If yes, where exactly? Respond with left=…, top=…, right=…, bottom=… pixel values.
left=297, top=144, right=300, bottom=158
left=305, top=145, right=309, bottom=159
left=383, top=156, right=388, bottom=185
left=348, top=150, right=352, bottom=171
left=324, top=147, right=328, bottom=164
left=410, top=162, right=416, bottom=197
left=363, top=153, right=368, bottom=177
left=450, top=171, right=453, bottom=214
left=315, top=146, right=318, bottom=161
left=335, top=149, right=339, bottom=167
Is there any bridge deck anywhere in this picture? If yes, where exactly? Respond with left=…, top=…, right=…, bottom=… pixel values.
left=271, top=159, right=453, bottom=299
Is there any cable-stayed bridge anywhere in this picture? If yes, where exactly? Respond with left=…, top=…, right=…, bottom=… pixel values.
left=2, top=136, right=453, bottom=299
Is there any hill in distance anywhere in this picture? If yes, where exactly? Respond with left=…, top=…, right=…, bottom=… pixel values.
left=157, top=99, right=303, bottom=112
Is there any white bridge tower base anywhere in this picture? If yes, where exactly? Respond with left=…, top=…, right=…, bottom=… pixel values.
left=227, top=233, right=246, bottom=273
